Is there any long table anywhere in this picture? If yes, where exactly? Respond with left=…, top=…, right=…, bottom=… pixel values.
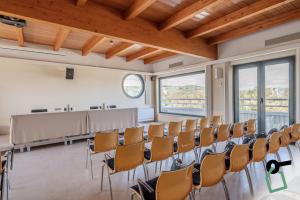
left=10, top=108, right=138, bottom=145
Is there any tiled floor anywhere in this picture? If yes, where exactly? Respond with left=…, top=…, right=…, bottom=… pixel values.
left=4, top=140, right=300, bottom=200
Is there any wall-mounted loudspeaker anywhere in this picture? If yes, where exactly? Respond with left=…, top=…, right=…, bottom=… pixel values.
left=151, top=76, right=156, bottom=81
left=214, top=68, right=223, bottom=80
left=66, top=68, right=74, bottom=80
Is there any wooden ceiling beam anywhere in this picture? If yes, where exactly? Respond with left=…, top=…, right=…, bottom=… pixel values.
left=208, top=8, right=300, bottom=45
left=187, top=0, right=292, bottom=38
left=126, top=47, right=159, bottom=62
left=53, top=28, right=70, bottom=51
left=144, top=51, right=177, bottom=64
left=76, top=0, right=88, bottom=6
left=15, top=27, right=24, bottom=47
left=82, top=35, right=105, bottom=56
left=124, top=0, right=157, bottom=20
left=159, top=0, right=224, bottom=31
left=0, top=0, right=217, bottom=59
left=106, top=42, right=134, bottom=59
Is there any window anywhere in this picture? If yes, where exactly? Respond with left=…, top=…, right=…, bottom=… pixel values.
left=122, top=74, right=144, bottom=98
left=159, top=71, right=206, bottom=116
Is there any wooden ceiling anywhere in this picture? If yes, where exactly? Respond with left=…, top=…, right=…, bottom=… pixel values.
left=0, top=0, right=299, bottom=64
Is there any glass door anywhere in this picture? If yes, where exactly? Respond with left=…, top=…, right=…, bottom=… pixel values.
left=263, top=58, right=295, bottom=132
left=234, top=57, right=295, bottom=133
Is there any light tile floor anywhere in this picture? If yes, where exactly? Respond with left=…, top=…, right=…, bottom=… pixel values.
left=4, top=140, right=300, bottom=200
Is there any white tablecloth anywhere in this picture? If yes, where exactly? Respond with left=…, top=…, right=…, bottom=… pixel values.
left=10, top=108, right=137, bottom=145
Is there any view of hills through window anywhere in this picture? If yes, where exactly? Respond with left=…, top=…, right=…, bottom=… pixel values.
left=159, top=72, right=206, bottom=116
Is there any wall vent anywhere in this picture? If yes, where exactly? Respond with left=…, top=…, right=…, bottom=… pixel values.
left=265, top=32, right=300, bottom=47
left=0, top=45, right=66, bottom=56
left=169, top=61, right=183, bottom=68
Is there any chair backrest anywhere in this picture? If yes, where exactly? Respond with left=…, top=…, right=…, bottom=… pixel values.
left=115, top=141, right=145, bottom=172
left=252, top=138, right=267, bottom=162
left=94, top=130, right=119, bottom=153
left=232, top=122, right=244, bottom=138
left=185, top=119, right=197, bottom=132
left=177, top=131, right=195, bottom=153
left=156, top=161, right=194, bottom=200
left=199, top=118, right=209, bottom=131
left=124, top=127, right=144, bottom=145
left=211, top=116, right=221, bottom=127
left=217, top=124, right=230, bottom=142
left=268, top=132, right=281, bottom=153
left=148, top=124, right=164, bottom=142
left=200, top=153, right=226, bottom=187
left=200, top=127, right=214, bottom=147
left=229, top=144, right=249, bottom=172
left=291, top=124, right=300, bottom=141
left=246, top=119, right=256, bottom=135
left=280, top=127, right=291, bottom=147
left=168, top=121, right=182, bottom=137
left=151, top=137, right=174, bottom=162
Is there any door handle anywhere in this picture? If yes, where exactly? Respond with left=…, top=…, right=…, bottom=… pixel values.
left=260, top=98, right=264, bottom=104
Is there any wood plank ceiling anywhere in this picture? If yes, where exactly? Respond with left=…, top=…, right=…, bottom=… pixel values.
left=0, top=0, right=299, bottom=64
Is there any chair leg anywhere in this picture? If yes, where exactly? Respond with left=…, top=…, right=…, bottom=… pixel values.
left=128, top=171, right=130, bottom=182
left=212, top=144, right=216, bottom=152
left=189, top=192, right=195, bottom=200
left=1, top=173, right=4, bottom=200
left=275, top=152, right=281, bottom=162
left=159, top=161, right=163, bottom=172
left=106, top=167, right=113, bottom=200
left=5, top=172, right=8, bottom=200
left=142, top=164, right=148, bottom=181
left=198, top=147, right=202, bottom=163
left=193, top=149, right=198, bottom=163
left=10, top=149, right=14, bottom=171
left=221, top=178, right=230, bottom=200
left=133, top=169, right=136, bottom=182
left=155, top=162, right=158, bottom=174
left=245, top=167, right=254, bottom=195
left=90, top=156, right=94, bottom=179
left=287, top=146, right=294, bottom=164
left=85, top=141, right=89, bottom=169
left=100, top=165, right=104, bottom=192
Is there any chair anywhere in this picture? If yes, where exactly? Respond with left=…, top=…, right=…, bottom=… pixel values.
left=174, top=131, right=197, bottom=162
left=167, top=121, right=182, bottom=137
left=228, top=144, right=253, bottom=194
left=280, top=126, right=294, bottom=162
left=211, top=116, right=222, bottom=127
left=192, top=152, right=229, bottom=200
left=291, top=124, right=300, bottom=150
left=195, top=127, right=215, bottom=162
left=267, top=132, right=282, bottom=162
left=251, top=138, right=267, bottom=175
left=185, top=119, right=197, bottom=132
left=104, top=141, right=147, bottom=200
left=144, top=136, right=174, bottom=177
left=123, top=127, right=144, bottom=145
left=86, top=130, right=118, bottom=179
left=231, top=123, right=244, bottom=143
left=215, top=124, right=230, bottom=150
left=147, top=124, right=164, bottom=142
left=198, top=118, right=209, bottom=133
left=245, top=119, right=256, bottom=135
left=130, top=161, right=195, bottom=200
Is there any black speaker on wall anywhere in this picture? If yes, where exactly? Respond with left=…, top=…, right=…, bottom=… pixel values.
left=66, top=68, right=74, bottom=80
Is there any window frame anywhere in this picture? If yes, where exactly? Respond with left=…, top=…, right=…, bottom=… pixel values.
left=158, top=70, right=206, bottom=117
left=122, top=74, right=145, bottom=99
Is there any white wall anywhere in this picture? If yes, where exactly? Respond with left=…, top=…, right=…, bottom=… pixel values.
left=219, top=20, right=300, bottom=59
left=0, top=59, right=149, bottom=134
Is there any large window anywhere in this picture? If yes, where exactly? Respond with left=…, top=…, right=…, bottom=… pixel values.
left=159, top=71, right=206, bottom=116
